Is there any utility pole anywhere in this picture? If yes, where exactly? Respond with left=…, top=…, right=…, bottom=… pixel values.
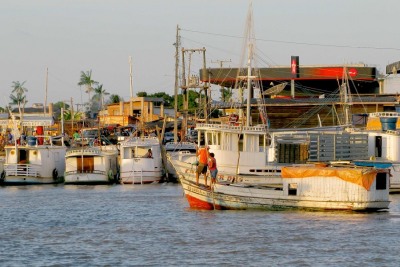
left=181, top=47, right=208, bottom=139
left=201, top=48, right=209, bottom=124
left=71, top=97, right=74, bottom=133
left=180, top=48, right=187, bottom=141
left=211, top=59, right=231, bottom=102
left=174, top=25, right=180, bottom=142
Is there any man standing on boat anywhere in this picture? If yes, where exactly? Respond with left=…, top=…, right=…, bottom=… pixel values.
left=196, top=145, right=209, bottom=186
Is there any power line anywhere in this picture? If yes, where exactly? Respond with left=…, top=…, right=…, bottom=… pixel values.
left=181, top=28, right=400, bottom=51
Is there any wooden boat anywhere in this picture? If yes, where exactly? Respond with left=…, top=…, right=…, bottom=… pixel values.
left=176, top=163, right=390, bottom=211
left=1, top=135, right=66, bottom=185
left=64, top=144, right=119, bottom=185
left=119, top=136, right=163, bottom=184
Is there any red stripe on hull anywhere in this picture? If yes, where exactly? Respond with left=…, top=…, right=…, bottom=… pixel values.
left=186, top=194, right=215, bottom=210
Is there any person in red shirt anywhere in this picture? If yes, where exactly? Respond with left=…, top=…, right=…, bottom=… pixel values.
left=208, top=152, right=218, bottom=187
left=196, top=145, right=209, bottom=186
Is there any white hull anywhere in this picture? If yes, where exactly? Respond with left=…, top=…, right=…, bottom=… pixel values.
left=64, top=146, right=119, bottom=185
left=175, top=165, right=390, bottom=211
left=1, top=144, right=66, bottom=185
left=64, top=172, right=111, bottom=184
left=119, top=136, right=164, bottom=184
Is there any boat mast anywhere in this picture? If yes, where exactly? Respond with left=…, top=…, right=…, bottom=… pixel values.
left=246, top=43, right=253, bottom=127
left=174, top=25, right=180, bottom=143
left=341, top=66, right=352, bottom=126
left=243, top=1, right=255, bottom=127
left=44, top=67, right=48, bottom=115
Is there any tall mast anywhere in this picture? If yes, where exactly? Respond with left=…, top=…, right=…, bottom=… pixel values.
left=44, top=67, right=48, bottom=115
left=174, top=25, right=180, bottom=142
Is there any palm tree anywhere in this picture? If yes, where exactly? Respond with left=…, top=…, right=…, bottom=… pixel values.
left=221, top=88, right=233, bottom=102
left=9, top=81, right=28, bottom=121
left=62, top=109, right=84, bottom=121
left=78, top=70, right=98, bottom=103
left=11, top=81, right=28, bottom=96
left=93, top=84, right=110, bottom=110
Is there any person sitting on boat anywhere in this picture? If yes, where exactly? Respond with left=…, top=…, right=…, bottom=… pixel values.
left=196, top=145, right=209, bottom=186
left=7, top=130, right=13, bottom=144
left=73, top=130, right=81, bottom=140
left=208, top=152, right=218, bottom=187
left=20, top=132, right=27, bottom=145
left=0, top=133, right=5, bottom=150
left=143, top=149, right=153, bottom=158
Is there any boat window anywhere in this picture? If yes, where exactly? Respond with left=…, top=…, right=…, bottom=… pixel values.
left=136, top=147, right=152, bottom=158
left=376, top=172, right=387, bottom=190
left=288, top=183, right=297, bottom=195
left=277, top=143, right=308, bottom=164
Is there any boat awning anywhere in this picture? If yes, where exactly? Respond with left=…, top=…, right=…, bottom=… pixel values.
left=20, top=116, right=54, bottom=126
left=281, top=166, right=379, bottom=190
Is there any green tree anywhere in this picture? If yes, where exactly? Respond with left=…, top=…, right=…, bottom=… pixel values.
left=9, top=81, right=28, bottom=121
left=109, top=94, right=122, bottom=104
left=148, top=92, right=174, bottom=107
left=62, top=109, right=84, bottom=120
left=221, top=87, right=233, bottom=102
left=136, top=91, right=147, bottom=97
left=78, top=70, right=98, bottom=103
left=175, top=90, right=199, bottom=114
left=93, top=84, right=110, bottom=110
left=53, top=101, right=70, bottom=110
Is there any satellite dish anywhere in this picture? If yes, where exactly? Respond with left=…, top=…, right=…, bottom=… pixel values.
left=262, top=82, right=288, bottom=95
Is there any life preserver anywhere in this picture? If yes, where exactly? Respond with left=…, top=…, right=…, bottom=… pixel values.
left=52, top=168, right=58, bottom=180
left=229, top=114, right=239, bottom=124
left=108, top=169, right=114, bottom=181
left=0, top=170, right=5, bottom=182
left=94, top=138, right=101, bottom=146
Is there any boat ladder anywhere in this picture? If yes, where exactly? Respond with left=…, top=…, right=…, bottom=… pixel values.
left=132, top=169, right=143, bottom=184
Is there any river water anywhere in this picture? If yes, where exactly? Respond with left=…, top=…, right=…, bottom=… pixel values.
left=0, top=183, right=399, bottom=266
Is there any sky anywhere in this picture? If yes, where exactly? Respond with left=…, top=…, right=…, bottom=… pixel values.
left=1, top=0, right=400, bottom=109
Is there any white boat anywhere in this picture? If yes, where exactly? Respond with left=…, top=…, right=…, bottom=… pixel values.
left=164, top=142, right=197, bottom=180
left=64, top=144, right=119, bottom=184
left=164, top=142, right=197, bottom=153
left=174, top=124, right=369, bottom=185
left=119, top=136, right=163, bottom=184
left=175, top=162, right=390, bottom=211
left=1, top=135, right=66, bottom=185
left=353, top=112, right=400, bottom=193
left=168, top=1, right=370, bottom=187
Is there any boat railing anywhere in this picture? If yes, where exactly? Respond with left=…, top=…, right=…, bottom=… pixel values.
left=66, top=148, right=101, bottom=156
left=3, top=163, right=40, bottom=177
left=10, top=134, right=65, bottom=147
left=196, top=123, right=267, bottom=132
left=123, top=136, right=159, bottom=146
left=369, top=112, right=400, bottom=118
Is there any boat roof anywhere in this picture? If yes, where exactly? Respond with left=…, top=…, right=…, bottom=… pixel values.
left=120, top=136, right=160, bottom=147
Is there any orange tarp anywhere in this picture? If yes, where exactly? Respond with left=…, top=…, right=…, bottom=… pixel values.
left=366, top=117, right=400, bottom=130
left=281, top=166, right=378, bottom=190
